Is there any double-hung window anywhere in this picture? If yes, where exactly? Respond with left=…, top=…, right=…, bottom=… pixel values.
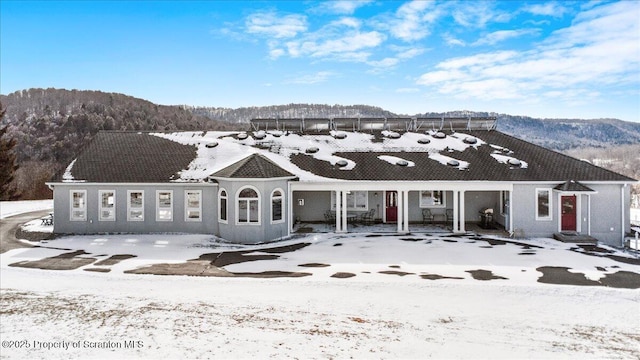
left=536, top=188, right=552, bottom=220
left=420, top=191, right=445, bottom=207
left=99, top=190, right=116, bottom=221
left=156, top=190, right=173, bottom=221
left=237, top=187, right=260, bottom=224
left=271, top=189, right=284, bottom=223
left=70, top=190, right=87, bottom=221
left=185, top=190, right=202, bottom=221
left=128, top=191, right=144, bottom=221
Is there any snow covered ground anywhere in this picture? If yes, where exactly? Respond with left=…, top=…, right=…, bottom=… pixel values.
left=0, top=200, right=53, bottom=219
left=1, top=202, right=639, bottom=359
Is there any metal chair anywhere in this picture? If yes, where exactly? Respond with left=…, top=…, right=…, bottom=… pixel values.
left=324, top=210, right=336, bottom=224
left=360, top=208, right=376, bottom=225
left=446, top=209, right=453, bottom=223
left=422, top=209, right=434, bottom=224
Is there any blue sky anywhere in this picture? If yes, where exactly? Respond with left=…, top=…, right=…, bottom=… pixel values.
left=1, top=1, right=639, bottom=121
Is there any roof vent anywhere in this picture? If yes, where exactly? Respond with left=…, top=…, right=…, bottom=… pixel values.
left=433, top=132, right=446, bottom=139
left=501, top=148, right=511, bottom=153
left=271, top=131, right=282, bottom=138
left=508, top=158, right=522, bottom=167
left=336, top=159, right=348, bottom=167
left=417, top=138, right=431, bottom=144
left=306, top=146, right=319, bottom=154
left=447, top=159, right=460, bottom=167
left=334, top=132, right=347, bottom=139
left=237, top=133, right=248, bottom=140
left=205, top=141, right=219, bottom=148
left=463, top=137, right=477, bottom=144
left=396, top=160, right=409, bottom=167
left=254, top=131, right=266, bottom=140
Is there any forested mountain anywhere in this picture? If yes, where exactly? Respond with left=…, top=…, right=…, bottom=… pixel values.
left=0, top=88, right=236, bottom=198
left=1, top=88, right=639, bottom=199
left=189, top=104, right=396, bottom=123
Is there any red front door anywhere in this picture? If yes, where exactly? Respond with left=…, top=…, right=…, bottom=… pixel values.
left=386, top=191, right=398, bottom=222
left=561, top=195, right=577, bottom=231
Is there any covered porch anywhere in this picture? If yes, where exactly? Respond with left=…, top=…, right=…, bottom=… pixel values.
left=289, top=182, right=513, bottom=236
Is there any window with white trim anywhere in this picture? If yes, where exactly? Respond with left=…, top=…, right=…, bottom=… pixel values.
left=99, top=190, right=115, bottom=221
left=156, top=190, right=173, bottom=221
left=70, top=190, right=87, bottom=221
left=331, top=191, right=368, bottom=211
left=185, top=190, right=202, bottom=221
left=237, top=186, right=260, bottom=224
left=218, top=189, right=228, bottom=223
left=128, top=190, right=144, bottom=221
left=420, top=191, right=445, bottom=207
left=271, top=189, right=284, bottom=223
left=536, top=188, right=552, bottom=220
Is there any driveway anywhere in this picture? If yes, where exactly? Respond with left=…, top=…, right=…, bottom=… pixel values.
left=0, top=209, right=52, bottom=253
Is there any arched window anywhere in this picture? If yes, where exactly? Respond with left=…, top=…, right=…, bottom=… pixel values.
left=218, top=188, right=228, bottom=223
left=271, top=189, right=284, bottom=223
left=237, top=186, right=260, bottom=225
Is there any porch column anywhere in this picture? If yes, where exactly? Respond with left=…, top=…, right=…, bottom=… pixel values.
left=587, top=194, right=591, bottom=236
left=397, top=190, right=403, bottom=233
left=403, top=190, right=409, bottom=232
left=287, top=185, right=293, bottom=237
left=453, top=191, right=459, bottom=232
left=508, top=190, right=513, bottom=234
left=341, top=190, right=348, bottom=232
left=335, top=191, right=342, bottom=232
left=460, top=190, right=466, bottom=232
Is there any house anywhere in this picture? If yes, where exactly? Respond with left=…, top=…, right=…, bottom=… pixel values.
left=47, top=117, right=637, bottom=247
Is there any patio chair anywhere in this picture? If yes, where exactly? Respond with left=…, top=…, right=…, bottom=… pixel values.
left=324, top=210, right=336, bottom=224
left=422, top=209, right=434, bottom=224
left=359, top=208, right=376, bottom=225
left=446, top=209, right=453, bottom=223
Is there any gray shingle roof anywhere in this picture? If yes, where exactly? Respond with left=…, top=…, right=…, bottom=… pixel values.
left=55, top=129, right=635, bottom=184
left=288, top=130, right=635, bottom=182
left=56, top=132, right=197, bottom=182
left=210, top=153, right=295, bottom=179
left=554, top=180, right=596, bottom=192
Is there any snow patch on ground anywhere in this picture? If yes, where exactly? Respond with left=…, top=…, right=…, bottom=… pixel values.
left=1, top=231, right=639, bottom=359
left=0, top=200, right=53, bottom=219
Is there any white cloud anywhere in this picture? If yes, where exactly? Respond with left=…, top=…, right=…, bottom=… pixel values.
left=472, top=29, right=538, bottom=46
left=523, top=2, right=569, bottom=18
left=416, top=2, right=640, bottom=104
left=301, top=31, right=385, bottom=58
left=388, top=0, right=439, bottom=41
left=367, top=57, right=399, bottom=68
left=269, top=48, right=285, bottom=59
left=451, top=2, right=512, bottom=28
left=331, top=17, right=361, bottom=29
left=443, top=33, right=466, bottom=47
left=395, top=47, right=425, bottom=59
left=315, top=0, right=373, bottom=15
left=395, top=87, right=420, bottom=93
left=245, top=12, right=307, bottom=38
left=286, top=71, right=336, bottom=85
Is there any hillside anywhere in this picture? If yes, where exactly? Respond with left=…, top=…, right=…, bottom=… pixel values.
left=0, top=88, right=236, bottom=198
left=1, top=88, right=638, bottom=199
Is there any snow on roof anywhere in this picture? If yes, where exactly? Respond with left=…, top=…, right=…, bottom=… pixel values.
left=377, top=155, right=415, bottom=167
left=148, top=129, right=527, bottom=181
left=62, top=159, right=80, bottom=182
